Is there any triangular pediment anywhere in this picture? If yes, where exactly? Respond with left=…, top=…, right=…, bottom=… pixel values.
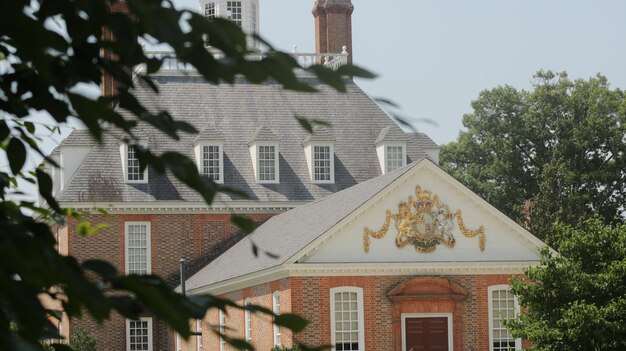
left=295, top=160, right=544, bottom=264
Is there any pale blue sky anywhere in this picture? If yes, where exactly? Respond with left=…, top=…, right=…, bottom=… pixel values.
left=176, top=0, right=626, bottom=144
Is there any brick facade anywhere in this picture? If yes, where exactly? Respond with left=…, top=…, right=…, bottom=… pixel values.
left=200, top=274, right=525, bottom=351
left=65, top=212, right=274, bottom=351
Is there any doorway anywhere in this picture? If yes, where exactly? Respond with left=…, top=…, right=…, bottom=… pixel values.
left=401, top=314, right=452, bottom=351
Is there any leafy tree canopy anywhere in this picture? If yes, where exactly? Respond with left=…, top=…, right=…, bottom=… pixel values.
left=440, top=71, right=626, bottom=241
left=0, top=0, right=372, bottom=350
left=508, top=219, right=626, bottom=351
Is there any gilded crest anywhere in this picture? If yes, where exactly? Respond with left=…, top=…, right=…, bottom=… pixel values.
left=363, top=185, right=486, bottom=253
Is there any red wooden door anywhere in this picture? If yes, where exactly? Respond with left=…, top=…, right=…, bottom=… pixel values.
left=405, top=317, right=449, bottom=351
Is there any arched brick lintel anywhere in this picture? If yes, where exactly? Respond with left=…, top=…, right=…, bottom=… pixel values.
left=388, top=277, right=466, bottom=351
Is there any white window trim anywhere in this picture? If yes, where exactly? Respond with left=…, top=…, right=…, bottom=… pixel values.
left=124, top=222, right=152, bottom=275
left=272, top=291, right=281, bottom=346
left=251, top=142, right=279, bottom=184
left=219, top=310, right=226, bottom=351
left=375, top=142, right=407, bottom=174
left=244, top=298, right=252, bottom=342
left=196, top=319, right=203, bottom=351
left=401, top=313, right=453, bottom=351
left=193, top=141, right=224, bottom=184
left=120, top=143, right=149, bottom=184
left=488, top=285, right=522, bottom=351
left=176, top=333, right=182, bottom=351
left=304, top=143, right=335, bottom=184
left=330, top=287, right=365, bottom=351
left=126, top=317, right=153, bottom=351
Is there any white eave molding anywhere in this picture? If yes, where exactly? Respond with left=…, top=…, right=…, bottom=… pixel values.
left=187, top=261, right=537, bottom=297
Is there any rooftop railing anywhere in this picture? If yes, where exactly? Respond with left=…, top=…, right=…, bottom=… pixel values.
left=134, top=46, right=349, bottom=75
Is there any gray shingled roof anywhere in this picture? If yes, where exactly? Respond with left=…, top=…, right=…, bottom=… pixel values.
left=302, top=126, right=335, bottom=144
left=55, top=77, right=438, bottom=203
left=193, top=124, right=224, bottom=143
left=184, top=161, right=419, bottom=291
left=375, top=124, right=408, bottom=144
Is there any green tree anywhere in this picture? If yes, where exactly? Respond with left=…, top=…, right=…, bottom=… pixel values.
left=440, top=71, right=626, bottom=241
left=68, top=329, right=97, bottom=351
left=508, top=219, right=626, bottom=351
left=0, top=0, right=371, bottom=350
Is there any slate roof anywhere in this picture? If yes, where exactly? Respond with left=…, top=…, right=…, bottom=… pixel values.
left=55, top=76, right=438, bottom=203
left=184, top=161, right=419, bottom=291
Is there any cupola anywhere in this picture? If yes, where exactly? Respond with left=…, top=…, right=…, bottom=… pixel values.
left=198, top=0, right=260, bottom=50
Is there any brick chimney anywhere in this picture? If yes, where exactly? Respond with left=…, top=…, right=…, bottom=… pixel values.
left=102, top=1, right=129, bottom=97
left=312, top=0, right=354, bottom=64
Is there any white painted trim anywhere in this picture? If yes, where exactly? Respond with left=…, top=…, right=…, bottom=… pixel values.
left=126, top=317, right=153, bottom=351
left=487, top=285, right=521, bottom=351
left=272, top=291, right=281, bottom=346
left=287, top=159, right=549, bottom=266
left=187, top=261, right=535, bottom=296
left=330, top=287, right=365, bottom=351
left=249, top=141, right=280, bottom=184
left=58, top=200, right=307, bottom=213
left=304, top=142, right=335, bottom=184
left=196, top=319, right=203, bottom=351
left=244, top=298, right=252, bottom=342
left=194, top=141, right=224, bottom=184
left=124, top=222, right=151, bottom=275
left=401, top=313, right=453, bottom=351
left=121, top=143, right=149, bottom=184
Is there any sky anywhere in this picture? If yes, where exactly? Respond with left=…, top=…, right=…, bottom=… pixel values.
left=5, top=0, right=626, bottom=200
left=175, top=0, right=626, bottom=144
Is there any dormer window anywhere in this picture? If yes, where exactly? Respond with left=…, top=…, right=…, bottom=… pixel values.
left=248, top=126, right=280, bottom=184
left=258, top=144, right=278, bottom=183
left=375, top=125, right=408, bottom=175
left=120, top=143, right=148, bottom=183
left=385, top=145, right=405, bottom=173
left=197, top=143, right=223, bottom=183
left=303, top=126, right=335, bottom=184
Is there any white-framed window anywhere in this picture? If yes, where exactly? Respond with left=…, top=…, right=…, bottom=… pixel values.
left=219, top=310, right=226, bottom=351
left=488, top=285, right=521, bottom=351
left=258, top=144, right=279, bottom=183
left=272, top=291, right=281, bottom=346
left=385, top=145, right=405, bottom=173
left=330, top=287, right=365, bottom=351
left=313, top=145, right=333, bottom=183
left=204, top=2, right=216, bottom=19
left=251, top=3, right=257, bottom=31
left=202, top=145, right=222, bottom=182
left=126, top=318, right=152, bottom=351
left=176, top=333, right=182, bottom=351
left=196, top=319, right=203, bottom=351
left=226, top=1, right=242, bottom=27
left=121, top=144, right=148, bottom=183
left=244, top=298, right=252, bottom=342
left=125, top=222, right=151, bottom=275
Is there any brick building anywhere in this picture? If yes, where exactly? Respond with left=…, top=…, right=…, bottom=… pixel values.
left=47, top=1, right=446, bottom=350
left=184, top=159, right=544, bottom=351
left=48, top=0, right=546, bottom=350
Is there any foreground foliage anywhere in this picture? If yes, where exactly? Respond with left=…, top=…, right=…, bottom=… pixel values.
left=0, top=0, right=371, bottom=350
left=509, top=219, right=626, bottom=351
left=440, top=71, right=626, bottom=241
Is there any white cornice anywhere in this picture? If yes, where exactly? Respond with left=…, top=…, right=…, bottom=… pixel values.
left=188, top=261, right=537, bottom=296
left=57, top=200, right=309, bottom=214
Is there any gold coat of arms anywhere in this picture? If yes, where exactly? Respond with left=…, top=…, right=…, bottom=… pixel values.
left=363, top=185, right=486, bottom=253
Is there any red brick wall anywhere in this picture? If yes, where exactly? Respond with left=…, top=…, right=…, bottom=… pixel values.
left=67, top=212, right=273, bottom=351
left=288, top=274, right=521, bottom=351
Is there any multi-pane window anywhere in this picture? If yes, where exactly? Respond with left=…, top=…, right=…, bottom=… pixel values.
left=202, top=145, right=221, bottom=181
left=314, top=145, right=332, bottom=182
left=219, top=310, right=226, bottom=351
left=244, top=298, right=252, bottom=342
left=204, top=2, right=216, bottom=19
left=272, top=292, right=281, bottom=346
left=331, top=288, right=364, bottom=351
left=489, top=287, right=521, bottom=351
left=127, top=318, right=152, bottom=351
left=127, top=145, right=145, bottom=182
left=385, top=145, right=404, bottom=173
left=196, top=319, right=202, bottom=351
left=258, top=145, right=277, bottom=182
left=125, top=223, right=150, bottom=275
left=227, top=1, right=242, bottom=27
